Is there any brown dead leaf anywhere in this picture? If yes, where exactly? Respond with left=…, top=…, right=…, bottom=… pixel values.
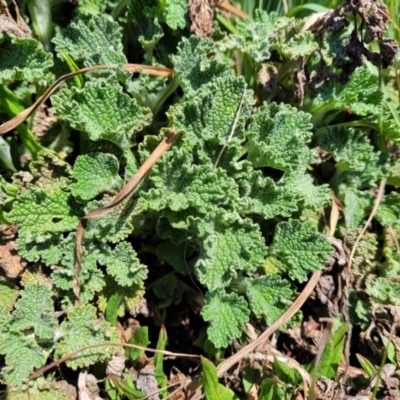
left=0, top=0, right=30, bottom=37
left=32, top=103, right=57, bottom=139
left=189, top=0, right=216, bottom=36
left=169, top=367, right=189, bottom=400
left=0, top=225, right=27, bottom=278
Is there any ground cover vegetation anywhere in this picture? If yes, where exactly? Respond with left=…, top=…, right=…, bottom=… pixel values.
left=0, top=0, right=399, bottom=398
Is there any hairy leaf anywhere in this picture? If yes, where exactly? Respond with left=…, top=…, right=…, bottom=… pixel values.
left=56, top=304, right=119, bottom=369
left=195, top=211, right=267, bottom=291
left=0, top=34, right=53, bottom=83
left=52, top=80, right=152, bottom=148
left=202, top=291, right=249, bottom=349
left=247, top=102, right=314, bottom=174
left=11, top=283, right=57, bottom=340
left=269, top=219, right=333, bottom=282
left=70, top=153, right=123, bottom=201
left=244, top=275, right=296, bottom=325
left=52, top=14, right=126, bottom=66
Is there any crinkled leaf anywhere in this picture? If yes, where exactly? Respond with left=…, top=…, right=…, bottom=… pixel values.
left=366, top=277, right=400, bottom=307
left=52, top=14, right=126, bottom=66
left=97, top=276, right=145, bottom=318
left=320, top=127, right=389, bottom=188
left=313, top=66, right=383, bottom=116
left=101, top=242, right=148, bottom=287
left=202, top=291, right=249, bottom=349
left=278, top=31, right=318, bottom=58
left=14, top=152, right=73, bottom=192
left=169, top=75, right=253, bottom=158
left=52, top=80, right=152, bottom=148
left=247, top=102, right=314, bottom=174
left=128, top=0, right=163, bottom=51
left=340, top=189, right=374, bottom=229
left=195, top=211, right=267, bottom=291
left=0, top=330, right=46, bottom=386
left=0, top=34, right=53, bottom=83
left=269, top=219, right=333, bottom=282
left=84, top=198, right=138, bottom=243
left=172, top=36, right=232, bottom=94
left=56, top=304, right=119, bottom=369
left=244, top=275, right=295, bottom=325
left=381, top=228, right=400, bottom=278
left=9, top=188, right=82, bottom=235
left=162, top=0, right=187, bottom=30
left=4, top=378, right=76, bottom=400
left=238, top=169, right=298, bottom=218
left=283, top=173, right=331, bottom=210
left=344, top=229, right=378, bottom=279
left=375, top=192, right=400, bottom=230
left=0, top=281, right=19, bottom=312
left=50, top=234, right=105, bottom=303
left=11, top=283, right=57, bottom=340
left=70, top=153, right=123, bottom=200
left=217, top=10, right=275, bottom=63
left=139, top=147, right=240, bottom=214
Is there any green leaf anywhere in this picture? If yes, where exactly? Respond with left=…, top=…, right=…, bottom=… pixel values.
left=102, top=242, right=148, bottom=287
left=161, top=0, right=187, bottom=30
left=247, top=102, right=314, bottom=174
left=217, top=10, right=275, bottom=63
left=259, top=378, right=286, bottom=400
left=195, top=211, right=267, bottom=291
left=319, top=127, right=389, bottom=188
left=277, top=31, right=318, bottom=58
left=201, top=356, right=238, bottom=400
left=313, top=322, right=348, bottom=379
left=9, top=188, right=83, bottom=235
left=11, top=283, right=57, bottom=340
left=172, top=36, right=232, bottom=94
left=282, top=173, right=331, bottom=210
left=111, top=373, right=146, bottom=400
left=56, top=304, right=119, bottom=370
left=312, top=66, right=383, bottom=117
left=269, top=219, right=333, bottom=283
left=156, top=240, right=195, bottom=275
left=0, top=331, right=46, bottom=386
left=52, top=80, right=152, bottom=149
left=238, top=169, right=298, bottom=218
left=0, top=281, right=19, bottom=312
left=366, top=277, right=400, bottom=306
left=85, top=198, right=139, bottom=244
left=356, top=354, right=376, bottom=378
left=202, top=291, right=249, bottom=349
left=4, top=377, right=77, bottom=399
left=70, top=153, right=123, bottom=200
left=153, top=273, right=177, bottom=300
left=105, top=291, right=124, bottom=327
left=375, top=192, right=400, bottom=230
left=154, top=326, right=168, bottom=396
left=139, top=147, right=240, bottom=215
left=127, top=0, right=164, bottom=53
left=273, top=357, right=302, bottom=386
left=244, top=275, right=296, bottom=325
left=340, top=189, right=374, bottom=229
left=0, top=34, right=53, bottom=83
left=52, top=14, right=126, bottom=67
left=170, top=74, right=253, bottom=155
left=126, top=326, right=149, bottom=361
